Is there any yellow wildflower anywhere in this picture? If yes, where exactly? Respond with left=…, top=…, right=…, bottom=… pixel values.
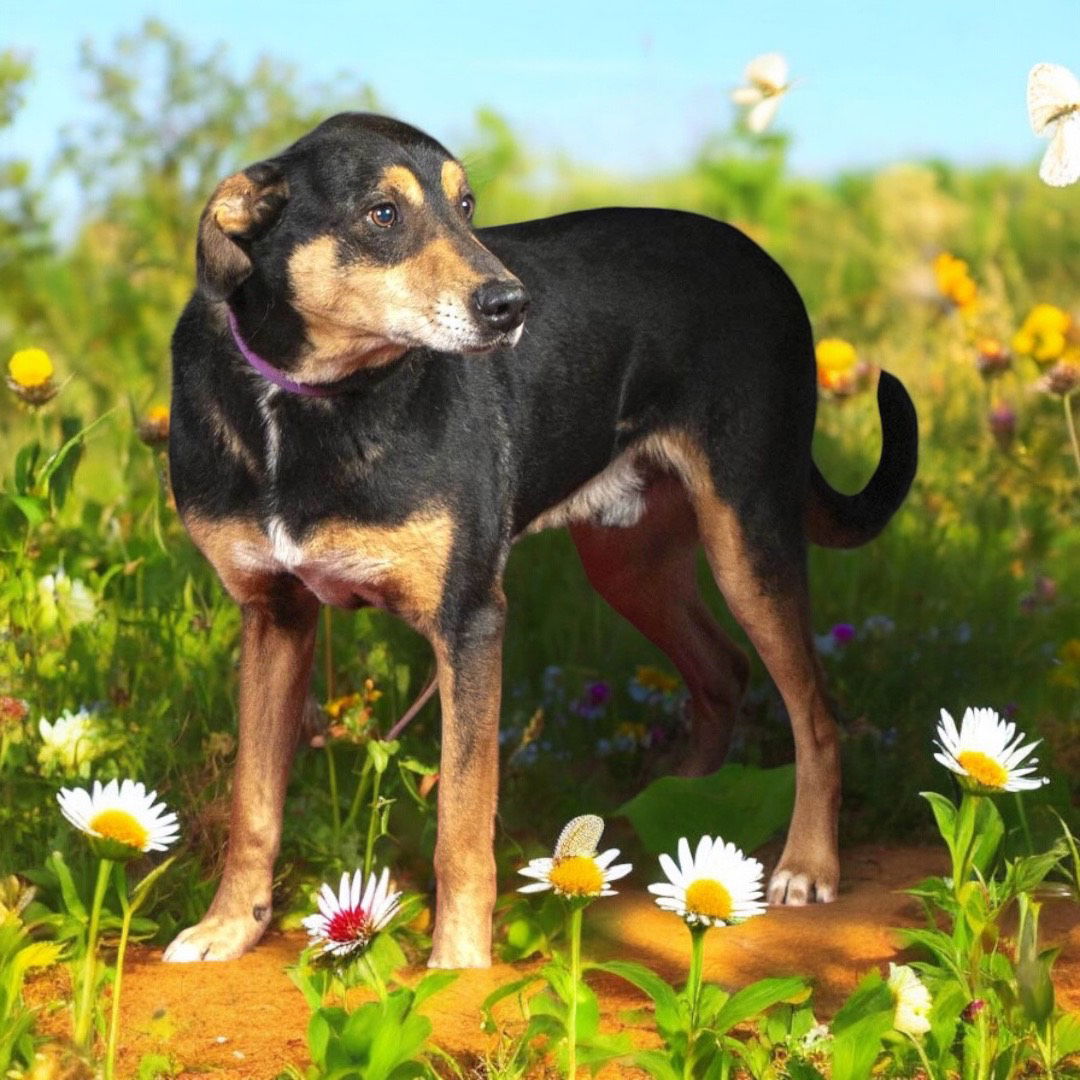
left=8, top=348, right=53, bottom=388
left=974, top=338, right=1010, bottom=378
left=1013, top=304, right=1071, bottom=364
left=137, top=403, right=171, bottom=447
left=7, top=348, right=58, bottom=405
left=325, top=693, right=362, bottom=720
left=933, top=253, right=979, bottom=313
left=816, top=338, right=868, bottom=396
left=634, top=666, right=680, bottom=694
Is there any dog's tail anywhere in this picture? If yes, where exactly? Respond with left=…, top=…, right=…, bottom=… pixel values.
left=806, top=370, right=918, bottom=549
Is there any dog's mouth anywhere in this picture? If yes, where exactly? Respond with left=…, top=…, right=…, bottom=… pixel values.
left=464, top=321, right=526, bottom=354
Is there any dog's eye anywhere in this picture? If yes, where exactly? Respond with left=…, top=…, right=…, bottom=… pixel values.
left=460, top=194, right=475, bottom=221
left=369, top=204, right=398, bottom=228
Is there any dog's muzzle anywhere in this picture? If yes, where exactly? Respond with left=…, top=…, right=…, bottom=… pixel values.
left=472, top=280, right=530, bottom=335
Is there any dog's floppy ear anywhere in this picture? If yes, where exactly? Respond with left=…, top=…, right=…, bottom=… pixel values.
left=197, top=161, right=289, bottom=301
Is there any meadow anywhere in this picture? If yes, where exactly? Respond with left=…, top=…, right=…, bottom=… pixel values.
left=1, top=22, right=1079, bottom=1079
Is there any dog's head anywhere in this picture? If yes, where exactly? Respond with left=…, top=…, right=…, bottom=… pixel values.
left=197, top=113, right=528, bottom=380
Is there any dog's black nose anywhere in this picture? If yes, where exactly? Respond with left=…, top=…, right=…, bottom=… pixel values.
left=473, top=280, right=529, bottom=332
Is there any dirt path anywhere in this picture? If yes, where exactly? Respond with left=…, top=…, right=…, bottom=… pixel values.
left=29, top=846, right=1080, bottom=1078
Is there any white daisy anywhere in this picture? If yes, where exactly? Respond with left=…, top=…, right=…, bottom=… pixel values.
left=887, top=963, right=932, bottom=1036
left=37, top=569, right=97, bottom=629
left=934, top=707, right=1049, bottom=793
left=518, top=814, right=632, bottom=899
left=57, top=779, right=180, bottom=857
left=647, top=836, right=766, bottom=928
left=302, top=867, right=401, bottom=959
left=38, top=708, right=107, bottom=775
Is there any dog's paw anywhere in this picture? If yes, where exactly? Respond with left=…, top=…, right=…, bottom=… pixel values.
left=767, top=862, right=838, bottom=906
left=162, top=913, right=268, bottom=963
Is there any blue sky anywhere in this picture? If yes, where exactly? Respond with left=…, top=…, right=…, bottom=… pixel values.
left=6, top=0, right=1079, bottom=187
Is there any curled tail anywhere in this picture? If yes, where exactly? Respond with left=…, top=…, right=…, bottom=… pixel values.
left=806, top=370, right=918, bottom=549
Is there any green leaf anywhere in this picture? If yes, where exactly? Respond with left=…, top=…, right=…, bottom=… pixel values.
left=1016, top=896, right=1056, bottom=1029
left=921, top=791, right=958, bottom=857
left=129, top=855, right=180, bottom=916
left=35, top=408, right=115, bottom=499
left=307, top=1010, right=333, bottom=1067
left=13, top=441, right=41, bottom=495
left=367, top=1003, right=430, bottom=1078
left=410, top=970, right=456, bottom=1011
left=829, top=972, right=893, bottom=1080
left=1054, top=1011, right=1080, bottom=1062
left=3, top=494, right=46, bottom=527
left=629, top=1049, right=681, bottom=1080
left=786, top=1061, right=827, bottom=1080
left=480, top=972, right=544, bottom=1032
left=969, top=797, right=1005, bottom=877
left=367, top=739, right=399, bottom=775
left=587, top=960, right=682, bottom=1037
left=711, top=976, right=810, bottom=1035
left=617, top=764, right=795, bottom=856
left=340, top=999, right=384, bottom=1061
left=1005, top=846, right=1066, bottom=897
left=46, top=851, right=87, bottom=921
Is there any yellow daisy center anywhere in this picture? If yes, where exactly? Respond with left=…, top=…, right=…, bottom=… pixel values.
left=90, top=808, right=149, bottom=850
left=548, top=855, right=604, bottom=896
left=8, top=348, right=54, bottom=388
left=684, top=877, right=733, bottom=920
left=956, top=751, right=1008, bottom=789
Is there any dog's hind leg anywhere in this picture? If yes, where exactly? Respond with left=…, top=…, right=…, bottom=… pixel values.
left=570, top=474, right=750, bottom=775
left=428, top=593, right=506, bottom=969
left=164, top=581, right=319, bottom=961
left=688, top=479, right=840, bottom=907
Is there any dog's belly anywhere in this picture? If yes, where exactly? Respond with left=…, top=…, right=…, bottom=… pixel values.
left=522, top=434, right=693, bottom=536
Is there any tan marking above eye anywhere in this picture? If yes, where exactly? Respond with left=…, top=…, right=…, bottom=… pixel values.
left=441, top=160, right=468, bottom=204
left=379, top=165, right=425, bottom=207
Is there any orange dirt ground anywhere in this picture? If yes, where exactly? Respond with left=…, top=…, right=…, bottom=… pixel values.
left=27, top=846, right=1080, bottom=1078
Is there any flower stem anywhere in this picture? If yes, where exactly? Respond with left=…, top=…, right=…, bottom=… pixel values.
left=953, top=793, right=981, bottom=904
left=1014, top=792, right=1034, bottom=856
left=326, top=742, right=341, bottom=851
left=343, top=756, right=373, bottom=834
left=976, top=1009, right=991, bottom=1080
left=105, top=869, right=134, bottom=1080
left=567, top=904, right=583, bottom=1079
left=907, top=1032, right=937, bottom=1080
left=322, top=606, right=335, bottom=701
left=74, top=857, right=113, bottom=1049
left=687, top=925, right=706, bottom=1033
left=361, top=950, right=387, bottom=1002
left=363, top=766, right=383, bottom=877
left=1064, top=391, right=1080, bottom=481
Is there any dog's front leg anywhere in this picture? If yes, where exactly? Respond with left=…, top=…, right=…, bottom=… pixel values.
left=164, top=584, right=319, bottom=962
left=428, top=595, right=505, bottom=969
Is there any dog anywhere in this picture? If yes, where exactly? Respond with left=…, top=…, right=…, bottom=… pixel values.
left=163, top=112, right=917, bottom=967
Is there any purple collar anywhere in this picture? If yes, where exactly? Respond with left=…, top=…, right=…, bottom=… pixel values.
left=227, top=309, right=348, bottom=398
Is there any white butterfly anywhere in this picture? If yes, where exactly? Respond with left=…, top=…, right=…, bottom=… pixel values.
left=1027, top=62, right=1080, bottom=187
left=553, top=814, right=604, bottom=860
left=731, top=52, right=793, bottom=134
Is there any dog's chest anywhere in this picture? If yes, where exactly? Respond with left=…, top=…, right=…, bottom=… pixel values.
left=188, top=511, right=454, bottom=628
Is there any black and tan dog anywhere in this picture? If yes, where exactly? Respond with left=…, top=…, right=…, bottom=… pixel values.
left=164, top=112, right=917, bottom=967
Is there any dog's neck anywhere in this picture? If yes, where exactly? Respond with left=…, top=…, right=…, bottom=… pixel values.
left=227, top=309, right=350, bottom=398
